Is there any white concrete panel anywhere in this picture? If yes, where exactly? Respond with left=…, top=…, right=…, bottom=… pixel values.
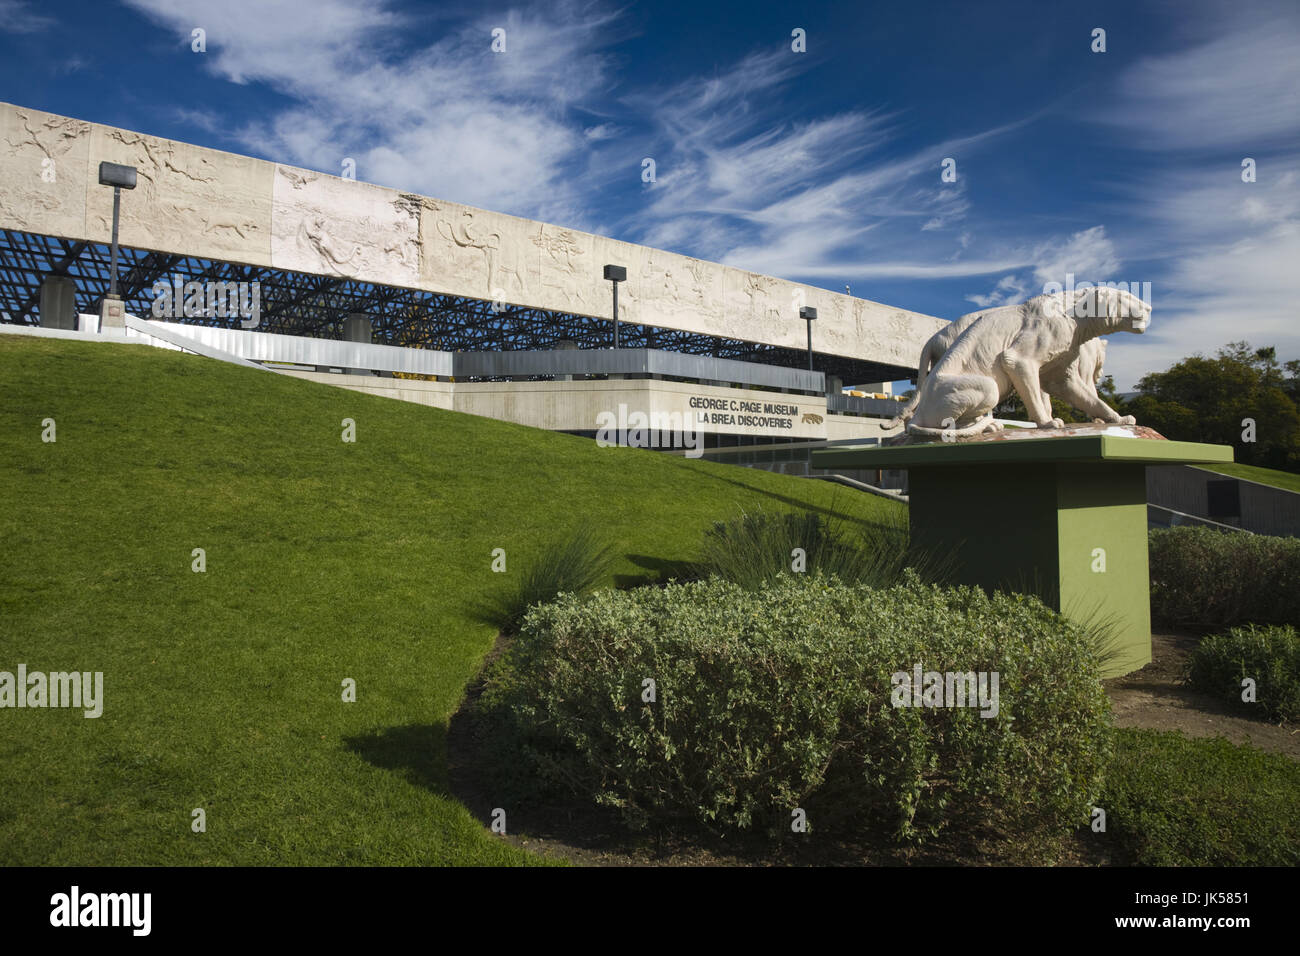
left=271, top=166, right=420, bottom=286
left=454, top=379, right=832, bottom=439
left=722, top=268, right=793, bottom=349
left=617, top=242, right=727, bottom=333
left=418, top=197, right=543, bottom=305
left=82, top=120, right=273, bottom=265
left=534, top=222, right=599, bottom=316
left=0, top=104, right=90, bottom=240
left=826, top=413, right=900, bottom=442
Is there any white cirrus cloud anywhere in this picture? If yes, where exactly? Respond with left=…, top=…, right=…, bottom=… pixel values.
left=1086, top=8, right=1300, bottom=388
left=0, top=0, right=54, bottom=33
left=122, top=0, right=623, bottom=222
left=1096, top=15, right=1300, bottom=152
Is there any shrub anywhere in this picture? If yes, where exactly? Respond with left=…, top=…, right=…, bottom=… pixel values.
left=481, top=572, right=1112, bottom=846
left=1098, top=728, right=1300, bottom=866
left=1186, top=624, right=1300, bottom=722
left=484, top=521, right=615, bottom=633
left=1148, top=526, right=1300, bottom=629
left=695, top=507, right=940, bottom=591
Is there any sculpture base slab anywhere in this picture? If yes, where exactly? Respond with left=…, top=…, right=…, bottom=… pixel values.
left=885, top=421, right=1168, bottom=446
left=812, top=435, right=1235, bottom=678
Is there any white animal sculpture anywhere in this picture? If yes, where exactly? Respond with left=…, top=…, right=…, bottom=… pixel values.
left=900, top=287, right=1150, bottom=439
left=1041, top=337, right=1136, bottom=426
left=886, top=295, right=1136, bottom=432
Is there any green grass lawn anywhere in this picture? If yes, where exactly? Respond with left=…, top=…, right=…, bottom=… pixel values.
left=1196, top=462, right=1300, bottom=494
left=1099, top=729, right=1300, bottom=866
left=0, top=335, right=898, bottom=865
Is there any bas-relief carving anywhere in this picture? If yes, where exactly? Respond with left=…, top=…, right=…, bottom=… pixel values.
left=814, top=290, right=940, bottom=369
left=0, top=102, right=949, bottom=367
left=700, top=270, right=944, bottom=363
left=811, top=290, right=848, bottom=352
left=0, top=107, right=90, bottom=239
left=83, top=125, right=272, bottom=264
left=624, top=249, right=724, bottom=329
left=420, top=199, right=540, bottom=303
left=271, top=166, right=418, bottom=286
left=719, top=270, right=787, bottom=346
left=533, top=224, right=597, bottom=315
left=881, top=309, right=932, bottom=366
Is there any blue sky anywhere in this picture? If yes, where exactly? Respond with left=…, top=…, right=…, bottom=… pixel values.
left=2, top=0, right=1297, bottom=387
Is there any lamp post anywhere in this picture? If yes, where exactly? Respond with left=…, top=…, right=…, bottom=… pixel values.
left=800, top=306, right=817, bottom=371
left=603, top=264, right=626, bottom=349
left=97, top=161, right=137, bottom=330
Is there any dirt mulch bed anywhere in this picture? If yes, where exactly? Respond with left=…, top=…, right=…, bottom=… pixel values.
left=1105, top=631, right=1299, bottom=760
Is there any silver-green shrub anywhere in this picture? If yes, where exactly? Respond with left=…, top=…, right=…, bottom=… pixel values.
left=483, top=572, right=1113, bottom=844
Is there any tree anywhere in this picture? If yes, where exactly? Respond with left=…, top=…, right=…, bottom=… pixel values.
left=994, top=390, right=1089, bottom=424
left=1284, top=359, right=1300, bottom=407
left=1121, top=342, right=1300, bottom=473
left=993, top=366, right=1125, bottom=424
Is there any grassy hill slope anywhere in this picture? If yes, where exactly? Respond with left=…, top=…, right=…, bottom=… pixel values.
left=1196, top=462, right=1300, bottom=495
left=0, top=336, right=897, bottom=865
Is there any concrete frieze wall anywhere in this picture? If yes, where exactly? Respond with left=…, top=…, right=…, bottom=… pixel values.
left=0, top=102, right=946, bottom=365
left=274, top=371, right=841, bottom=441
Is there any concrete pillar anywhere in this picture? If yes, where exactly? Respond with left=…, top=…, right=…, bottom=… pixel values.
left=814, top=436, right=1234, bottom=677
left=343, top=313, right=371, bottom=375
left=555, top=338, right=578, bottom=382
left=343, top=314, right=372, bottom=343
left=826, top=375, right=843, bottom=396
left=39, top=276, right=77, bottom=330
left=99, top=295, right=125, bottom=330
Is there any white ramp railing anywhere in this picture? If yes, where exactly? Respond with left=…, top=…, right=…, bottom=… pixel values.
left=127, top=319, right=455, bottom=377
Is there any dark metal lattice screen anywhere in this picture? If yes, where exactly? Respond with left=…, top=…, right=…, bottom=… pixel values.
left=0, top=229, right=912, bottom=383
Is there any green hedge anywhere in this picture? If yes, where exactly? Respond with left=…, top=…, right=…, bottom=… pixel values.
left=1187, top=624, right=1300, bottom=722
left=482, top=573, right=1112, bottom=845
left=1148, top=527, right=1300, bottom=629
left=1099, top=728, right=1300, bottom=866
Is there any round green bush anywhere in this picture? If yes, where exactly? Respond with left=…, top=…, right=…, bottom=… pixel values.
left=1149, top=526, right=1300, bottom=629
left=1186, top=624, right=1300, bottom=722
left=482, top=572, right=1113, bottom=845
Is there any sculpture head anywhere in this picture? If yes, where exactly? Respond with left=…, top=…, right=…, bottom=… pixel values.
left=1126, top=295, right=1152, bottom=332
left=1070, top=286, right=1150, bottom=333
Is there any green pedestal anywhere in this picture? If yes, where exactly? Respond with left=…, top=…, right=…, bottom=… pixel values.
left=812, top=434, right=1234, bottom=677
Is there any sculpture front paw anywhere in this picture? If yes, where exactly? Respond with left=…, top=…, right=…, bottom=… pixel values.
left=1038, top=418, right=1064, bottom=429
left=1118, top=414, right=1136, bottom=425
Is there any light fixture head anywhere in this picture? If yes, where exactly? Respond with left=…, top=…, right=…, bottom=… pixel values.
left=799, top=306, right=818, bottom=320
left=98, top=161, right=138, bottom=190
left=603, top=264, right=627, bottom=283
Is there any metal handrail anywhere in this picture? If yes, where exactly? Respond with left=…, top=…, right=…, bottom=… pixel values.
left=1147, top=503, right=1253, bottom=533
